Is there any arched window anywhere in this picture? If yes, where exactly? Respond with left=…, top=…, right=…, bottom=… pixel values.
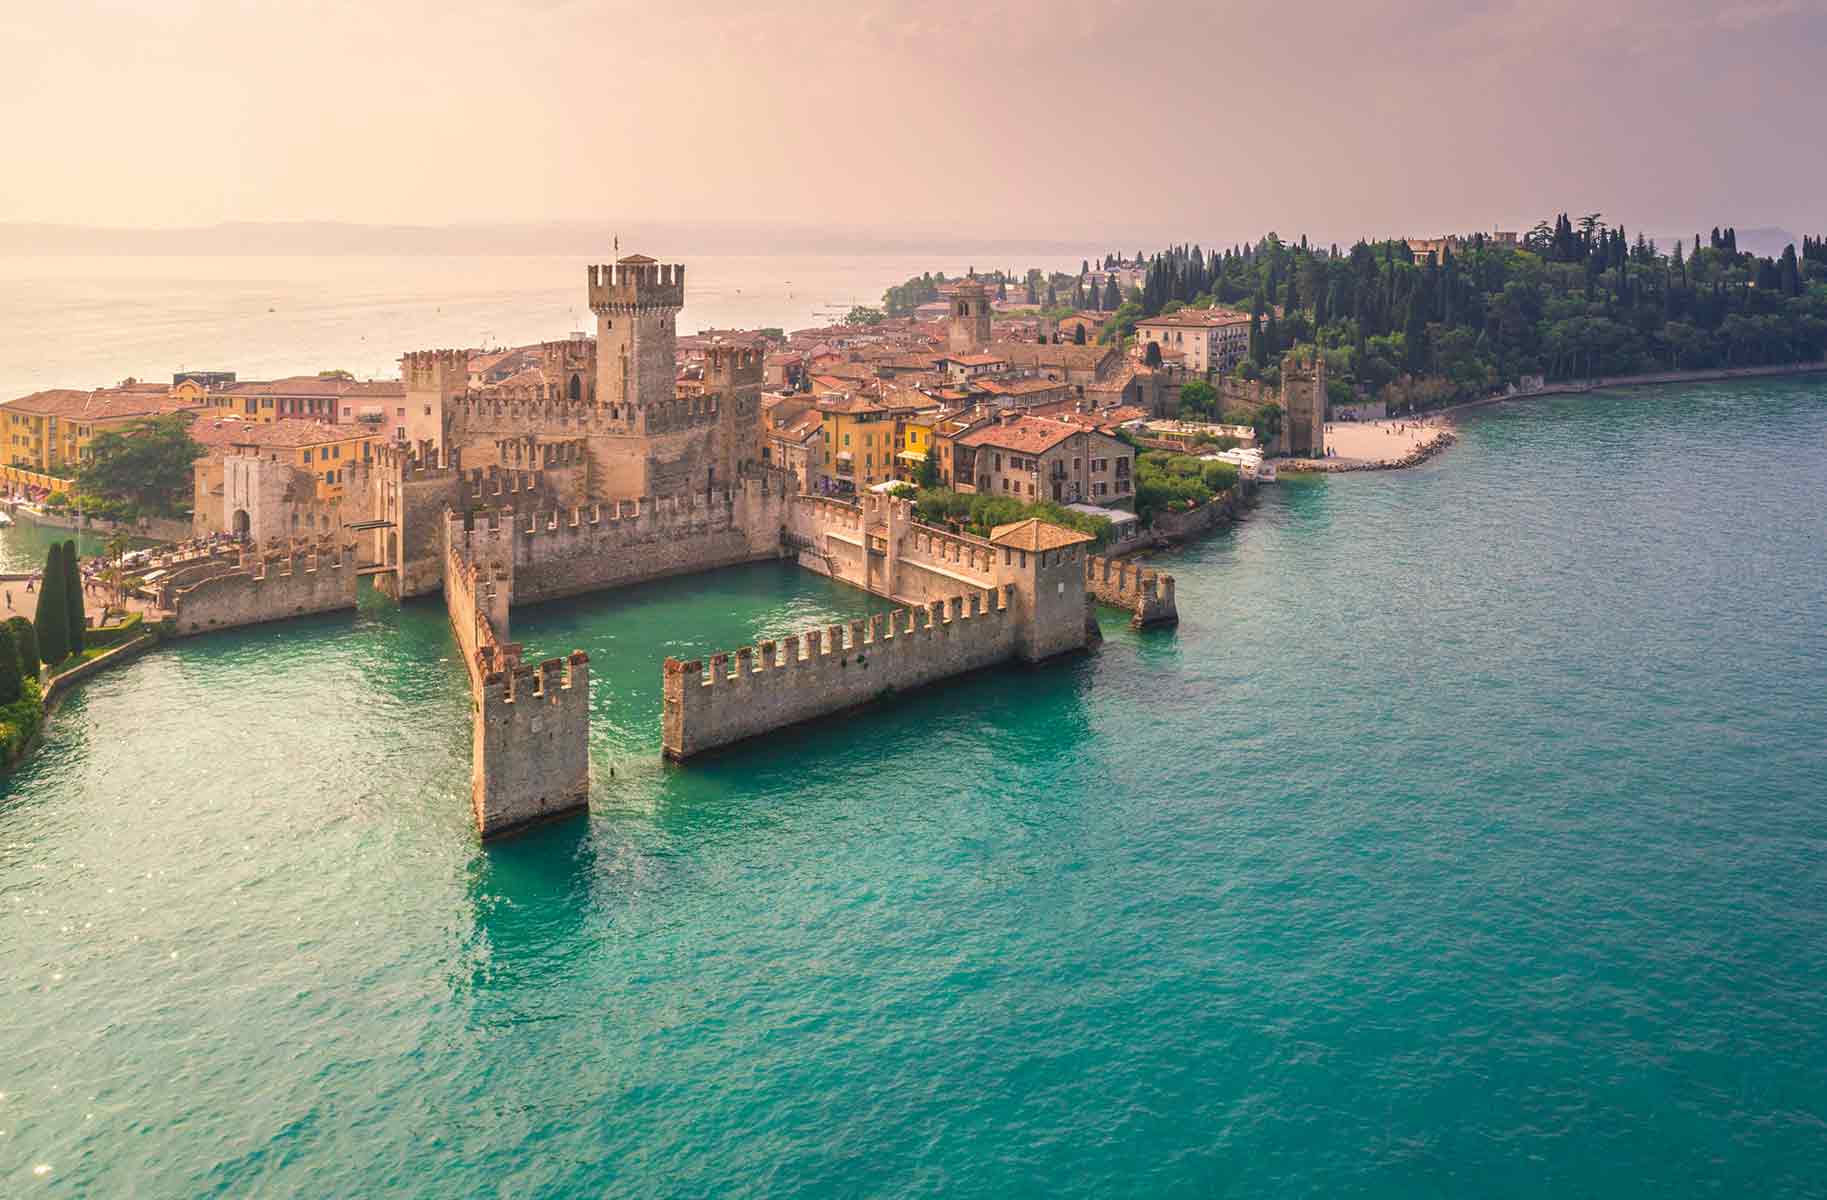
left=568, top=374, right=582, bottom=402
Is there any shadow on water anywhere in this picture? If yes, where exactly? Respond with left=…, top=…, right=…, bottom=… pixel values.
left=457, top=815, right=596, bottom=1003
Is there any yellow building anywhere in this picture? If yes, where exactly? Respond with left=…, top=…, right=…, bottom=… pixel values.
left=894, top=412, right=939, bottom=484
left=816, top=393, right=936, bottom=494
left=3, top=383, right=193, bottom=477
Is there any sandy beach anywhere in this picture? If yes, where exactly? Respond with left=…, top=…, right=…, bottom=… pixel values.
left=1284, top=418, right=1456, bottom=471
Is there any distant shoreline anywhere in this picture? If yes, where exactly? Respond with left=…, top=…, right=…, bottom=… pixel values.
left=1442, top=359, right=1827, bottom=419
left=1281, top=359, right=1827, bottom=475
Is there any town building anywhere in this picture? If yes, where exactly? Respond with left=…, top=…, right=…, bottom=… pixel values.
left=942, top=411, right=1135, bottom=507
left=3, top=382, right=202, bottom=474
left=765, top=406, right=825, bottom=493
left=190, top=417, right=385, bottom=538
left=1133, top=308, right=1252, bottom=374
left=937, top=352, right=1008, bottom=384
left=816, top=391, right=933, bottom=495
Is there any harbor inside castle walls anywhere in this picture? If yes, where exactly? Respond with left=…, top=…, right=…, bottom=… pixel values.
left=142, top=255, right=1179, bottom=839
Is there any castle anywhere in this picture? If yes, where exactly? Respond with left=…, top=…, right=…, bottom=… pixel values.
left=156, top=255, right=1175, bottom=839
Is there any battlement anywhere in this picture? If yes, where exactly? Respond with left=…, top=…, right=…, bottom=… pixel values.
left=587, top=258, right=686, bottom=312
left=374, top=440, right=461, bottom=480
left=704, top=344, right=763, bottom=387
left=403, top=348, right=469, bottom=394
left=460, top=463, right=544, bottom=500
left=662, top=585, right=1020, bottom=759
left=472, top=646, right=590, bottom=838
left=540, top=338, right=594, bottom=367
left=165, top=536, right=357, bottom=636
left=483, top=650, right=587, bottom=706
left=403, top=348, right=467, bottom=372
left=445, top=388, right=721, bottom=435
left=494, top=436, right=585, bottom=471
left=1086, top=555, right=1178, bottom=628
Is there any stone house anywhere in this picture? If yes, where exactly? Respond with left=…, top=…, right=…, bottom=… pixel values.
left=944, top=412, right=1135, bottom=508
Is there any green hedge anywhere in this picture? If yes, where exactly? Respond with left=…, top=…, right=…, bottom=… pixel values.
left=0, top=677, right=44, bottom=765
left=85, top=613, right=145, bottom=650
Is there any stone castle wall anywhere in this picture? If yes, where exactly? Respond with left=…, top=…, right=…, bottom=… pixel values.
left=663, top=588, right=1020, bottom=760
left=442, top=507, right=591, bottom=839
left=1085, top=555, right=1178, bottom=628
left=165, top=543, right=357, bottom=637
left=790, top=493, right=1092, bottom=662
left=506, top=474, right=790, bottom=604
left=473, top=651, right=591, bottom=838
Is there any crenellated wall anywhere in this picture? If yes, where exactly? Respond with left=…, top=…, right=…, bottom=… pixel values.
left=663, top=588, right=1020, bottom=759
left=165, top=542, right=357, bottom=636
left=505, top=473, right=791, bottom=604
left=1085, top=555, right=1178, bottom=628
left=472, top=651, right=591, bottom=838
left=371, top=442, right=466, bottom=598
left=442, top=505, right=591, bottom=839
left=444, top=509, right=515, bottom=686
left=789, top=492, right=1093, bottom=662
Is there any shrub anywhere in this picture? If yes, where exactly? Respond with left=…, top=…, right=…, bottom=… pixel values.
left=0, top=625, right=19, bottom=705
left=1201, top=461, right=1241, bottom=493
left=0, top=677, right=44, bottom=765
left=5, top=617, right=37, bottom=678
left=85, top=612, right=144, bottom=650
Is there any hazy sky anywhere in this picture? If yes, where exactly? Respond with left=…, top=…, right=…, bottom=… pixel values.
left=5, top=0, right=1824, bottom=242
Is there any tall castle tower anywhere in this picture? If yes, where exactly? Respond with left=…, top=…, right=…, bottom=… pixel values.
left=588, top=255, right=684, bottom=412
left=948, top=278, right=993, bottom=353
left=401, top=349, right=467, bottom=450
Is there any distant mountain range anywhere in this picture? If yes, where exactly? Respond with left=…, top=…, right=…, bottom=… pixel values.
left=3, top=220, right=1808, bottom=261
left=0, top=220, right=1102, bottom=258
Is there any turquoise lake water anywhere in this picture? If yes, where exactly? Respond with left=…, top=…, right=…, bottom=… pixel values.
left=3, top=379, right=1825, bottom=1196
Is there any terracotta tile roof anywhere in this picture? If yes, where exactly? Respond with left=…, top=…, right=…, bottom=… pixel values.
left=988, top=518, right=1095, bottom=552
left=973, top=377, right=1063, bottom=396
left=4, top=386, right=196, bottom=421
left=991, top=342, right=1116, bottom=371
left=193, top=417, right=377, bottom=451
left=775, top=411, right=824, bottom=440
left=219, top=375, right=402, bottom=398
left=1135, top=308, right=1252, bottom=329
left=956, top=414, right=1081, bottom=454
left=938, top=353, right=1008, bottom=367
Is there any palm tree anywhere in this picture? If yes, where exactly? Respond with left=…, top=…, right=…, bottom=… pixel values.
left=105, top=530, right=132, bottom=616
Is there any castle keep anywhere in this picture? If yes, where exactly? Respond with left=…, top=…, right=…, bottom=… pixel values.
left=151, top=253, right=1177, bottom=839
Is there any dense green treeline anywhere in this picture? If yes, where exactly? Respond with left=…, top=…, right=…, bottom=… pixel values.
left=1101, top=219, right=1827, bottom=412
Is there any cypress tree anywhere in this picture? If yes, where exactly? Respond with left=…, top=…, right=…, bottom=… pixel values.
left=63, top=540, right=85, bottom=655
left=6, top=616, right=38, bottom=679
left=34, top=543, right=68, bottom=666
left=0, top=625, right=19, bottom=706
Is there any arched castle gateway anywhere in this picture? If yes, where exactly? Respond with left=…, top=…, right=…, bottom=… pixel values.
left=157, top=254, right=1170, bottom=841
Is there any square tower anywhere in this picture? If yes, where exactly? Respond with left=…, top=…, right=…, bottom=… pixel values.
left=588, top=255, right=685, bottom=413
left=948, top=278, right=993, bottom=353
